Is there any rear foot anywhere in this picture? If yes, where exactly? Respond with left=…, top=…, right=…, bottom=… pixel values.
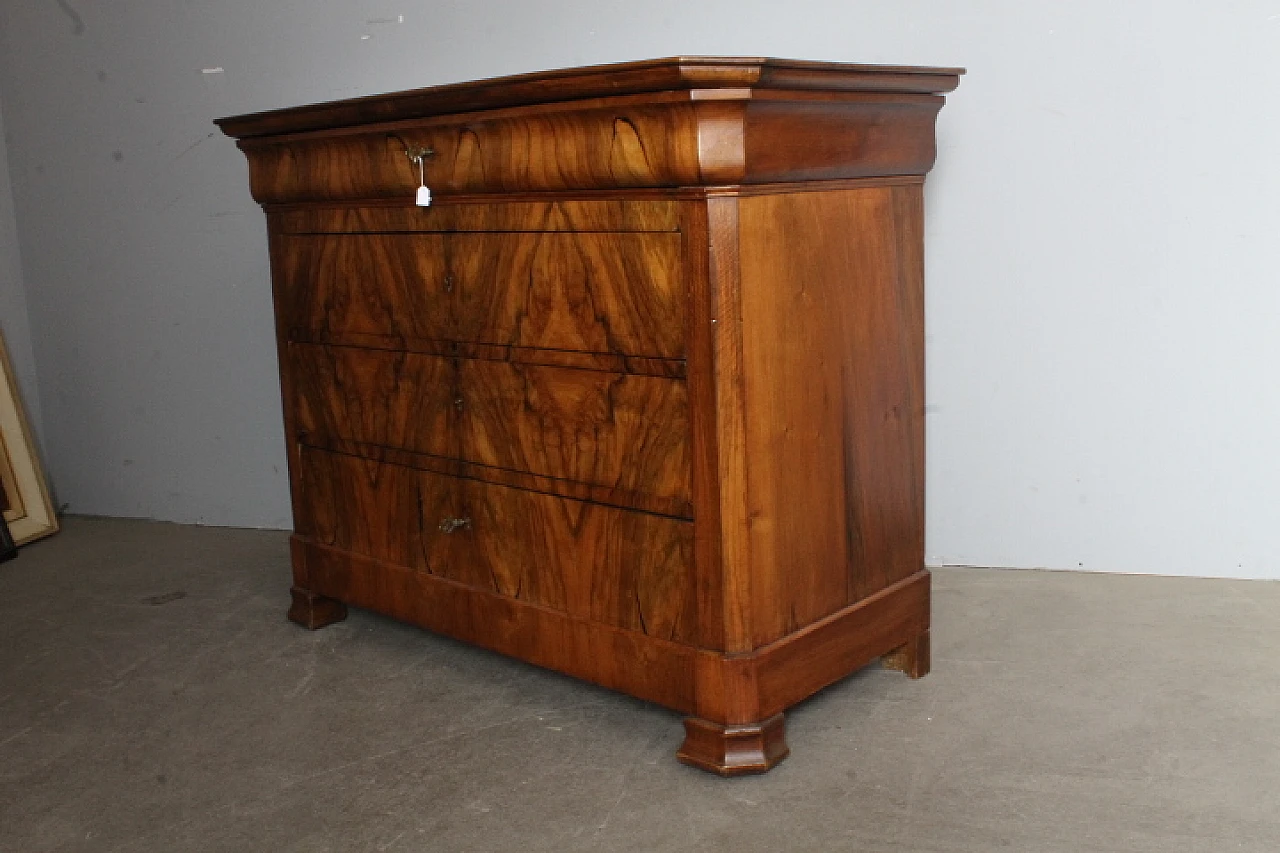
left=882, top=630, right=930, bottom=679
left=287, top=586, right=348, bottom=630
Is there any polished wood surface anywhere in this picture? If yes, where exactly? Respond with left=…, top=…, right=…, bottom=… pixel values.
left=751, top=571, right=929, bottom=718
left=291, top=346, right=691, bottom=507
left=219, top=58, right=962, bottom=202
left=297, top=536, right=703, bottom=710
left=278, top=231, right=685, bottom=358
left=296, top=448, right=697, bottom=641
left=449, top=232, right=685, bottom=357
left=216, top=56, right=962, bottom=139
left=277, top=199, right=682, bottom=235
left=290, top=542, right=930, bottom=722
left=222, top=57, right=960, bottom=776
left=677, top=714, right=789, bottom=777
left=736, top=186, right=926, bottom=646
left=232, top=96, right=946, bottom=202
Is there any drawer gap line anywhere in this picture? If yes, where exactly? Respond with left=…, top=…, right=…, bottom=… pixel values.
left=301, top=441, right=695, bottom=521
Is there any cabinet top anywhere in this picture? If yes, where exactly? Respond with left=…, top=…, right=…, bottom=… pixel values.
left=215, top=56, right=963, bottom=139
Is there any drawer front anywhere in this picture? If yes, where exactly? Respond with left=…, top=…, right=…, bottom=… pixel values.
left=240, top=103, right=701, bottom=204
left=277, top=233, right=450, bottom=342
left=296, top=446, right=696, bottom=643
left=291, top=344, right=691, bottom=510
left=279, top=231, right=685, bottom=359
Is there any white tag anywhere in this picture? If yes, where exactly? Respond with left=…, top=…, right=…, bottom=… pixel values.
left=410, top=153, right=432, bottom=207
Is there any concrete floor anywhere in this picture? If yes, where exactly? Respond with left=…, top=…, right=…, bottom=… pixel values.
left=1, top=517, right=1278, bottom=852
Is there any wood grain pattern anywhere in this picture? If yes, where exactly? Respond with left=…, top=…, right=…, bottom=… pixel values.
left=681, top=202, right=726, bottom=652
left=290, top=345, right=691, bottom=507
left=279, top=231, right=685, bottom=359
left=736, top=186, right=926, bottom=647
left=292, top=545, right=930, bottom=724
left=277, top=199, right=682, bottom=235
left=752, top=570, right=929, bottom=718
left=693, top=101, right=747, bottom=185
left=277, top=233, right=449, bottom=343
left=744, top=100, right=941, bottom=182
left=235, top=95, right=946, bottom=201
left=286, top=333, right=685, bottom=379
left=238, top=103, right=701, bottom=202
left=459, top=358, right=690, bottom=507
left=299, top=537, right=703, bottom=713
left=704, top=196, right=755, bottom=655
left=291, top=344, right=453, bottom=457
left=447, top=232, right=685, bottom=358
left=300, top=438, right=689, bottom=519
left=296, top=447, right=697, bottom=642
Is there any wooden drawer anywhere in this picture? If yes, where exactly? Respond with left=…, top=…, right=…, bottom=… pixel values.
left=277, top=230, right=685, bottom=359
left=291, top=344, right=691, bottom=511
left=296, top=446, right=696, bottom=643
left=237, top=103, right=702, bottom=203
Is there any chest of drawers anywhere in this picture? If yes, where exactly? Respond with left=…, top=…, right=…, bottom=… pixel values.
left=218, top=56, right=961, bottom=774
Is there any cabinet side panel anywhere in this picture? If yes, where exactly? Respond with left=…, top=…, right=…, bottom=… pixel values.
left=738, top=186, right=925, bottom=647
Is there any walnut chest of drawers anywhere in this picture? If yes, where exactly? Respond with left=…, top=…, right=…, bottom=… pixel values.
left=217, top=56, right=961, bottom=775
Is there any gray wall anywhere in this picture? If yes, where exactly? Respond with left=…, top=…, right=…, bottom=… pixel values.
left=2, top=2, right=1279, bottom=577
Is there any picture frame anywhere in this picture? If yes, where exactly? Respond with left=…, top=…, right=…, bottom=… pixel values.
left=0, top=332, right=57, bottom=546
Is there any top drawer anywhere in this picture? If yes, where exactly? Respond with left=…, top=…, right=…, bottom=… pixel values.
left=238, top=102, right=703, bottom=203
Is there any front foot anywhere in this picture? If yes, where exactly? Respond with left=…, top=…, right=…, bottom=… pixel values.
left=882, top=630, right=930, bottom=679
left=676, top=714, right=789, bottom=776
left=287, top=586, right=348, bottom=630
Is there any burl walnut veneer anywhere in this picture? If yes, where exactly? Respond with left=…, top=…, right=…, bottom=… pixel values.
left=217, top=56, right=962, bottom=775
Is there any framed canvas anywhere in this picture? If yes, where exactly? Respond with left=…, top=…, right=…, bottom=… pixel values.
left=0, top=333, right=57, bottom=546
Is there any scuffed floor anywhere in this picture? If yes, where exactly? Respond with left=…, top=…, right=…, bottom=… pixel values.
left=2, top=516, right=1278, bottom=851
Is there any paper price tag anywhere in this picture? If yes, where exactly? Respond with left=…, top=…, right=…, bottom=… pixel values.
left=411, top=152, right=432, bottom=207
